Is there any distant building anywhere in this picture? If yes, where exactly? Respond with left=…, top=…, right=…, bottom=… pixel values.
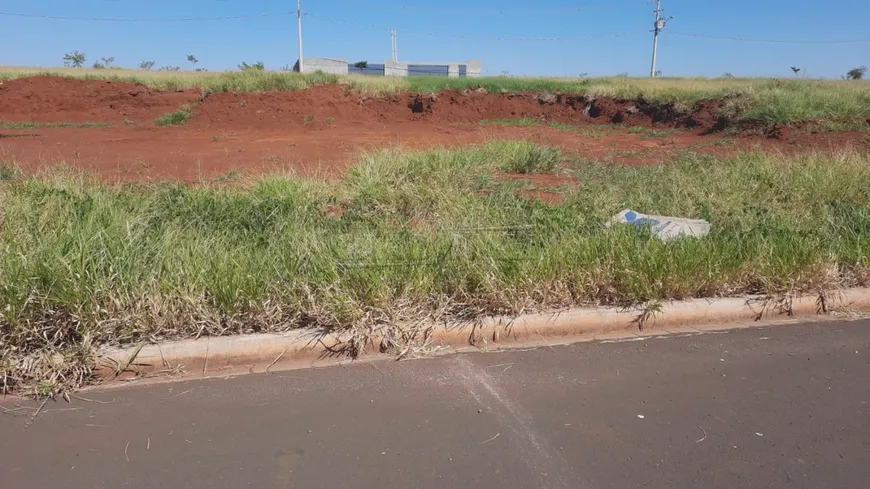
left=384, top=60, right=482, bottom=78
left=293, top=58, right=349, bottom=75
left=295, top=57, right=482, bottom=78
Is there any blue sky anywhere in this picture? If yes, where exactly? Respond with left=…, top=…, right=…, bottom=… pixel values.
left=1, top=0, right=868, bottom=78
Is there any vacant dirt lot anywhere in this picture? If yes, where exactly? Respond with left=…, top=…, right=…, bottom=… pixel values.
left=1, top=76, right=867, bottom=181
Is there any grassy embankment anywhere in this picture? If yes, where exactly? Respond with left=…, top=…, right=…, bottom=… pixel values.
left=2, top=66, right=870, bottom=126
left=2, top=141, right=870, bottom=394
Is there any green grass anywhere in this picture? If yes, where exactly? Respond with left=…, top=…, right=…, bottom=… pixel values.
left=0, top=163, right=20, bottom=181
left=495, top=141, right=562, bottom=174
left=0, top=120, right=109, bottom=129
left=2, top=142, right=870, bottom=394
left=155, top=105, right=193, bottom=126
left=645, top=129, right=680, bottom=138
left=547, top=121, right=577, bottom=131
left=407, top=76, right=592, bottom=94
left=479, top=118, right=538, bottom=127
left=478, top=119, right=579, bottom=132
left=2, top=67, right=869, bottom=125
left=575, top=125, right=618, bottom=139
left=627, top=127, right=680, bottom=138
left=737, top=80, right=870, bottom=124
left=0, top=66, right=405, bottom=95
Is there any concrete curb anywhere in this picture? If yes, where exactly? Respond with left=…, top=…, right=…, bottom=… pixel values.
left=99, top=288, right=870, bottom=380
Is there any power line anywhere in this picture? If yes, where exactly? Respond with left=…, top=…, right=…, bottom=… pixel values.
left=319, top=0, right=634, bottom=15
left=6, top=9, right=870, bottom=46
left=0, top=8, right=636, bottom=44
left=669, top=31, right=870, bottom=45
left=0, top=11, right=295, bottom=22
left=304, top=12, right=638, bottom=42
left=78, top=0, right=636, bottom=14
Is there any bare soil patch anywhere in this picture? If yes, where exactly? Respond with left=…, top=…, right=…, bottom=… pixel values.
left=0, top=75, right=198, bottom=123
left=1, top=76, right=868, bottom=182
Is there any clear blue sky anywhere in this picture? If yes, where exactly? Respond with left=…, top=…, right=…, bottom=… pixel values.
left=1, top=0, right=868, bottom=78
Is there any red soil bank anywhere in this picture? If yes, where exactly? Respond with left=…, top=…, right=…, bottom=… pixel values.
left=0, top=76, right=867, bottom=182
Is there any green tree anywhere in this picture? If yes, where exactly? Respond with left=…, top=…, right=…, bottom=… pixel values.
left=187, top=54, right=199, bottom=70
left=63, top=51, right=86, bottom=68
left=846, top=66, right=867, bottom=80
left=139, top=60, right=155, bottom=71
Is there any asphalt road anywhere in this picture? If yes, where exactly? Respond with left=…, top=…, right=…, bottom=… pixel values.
left=3, top=320, right=870, bottom=489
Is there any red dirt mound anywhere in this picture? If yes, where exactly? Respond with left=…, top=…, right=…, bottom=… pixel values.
left=186, top=86, right=681, bottom=131
left=684, top=100, right=729, bottom=132
left=2, top=76, right=869, bottom=183
left=0, top=75, right=199, bottom=123
left=188, top=85, right=414, bottom=129
left=0, top=76, right=721, bottom=131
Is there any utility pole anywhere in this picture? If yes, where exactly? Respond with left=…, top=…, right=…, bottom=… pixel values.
left=297, top=0, right=304, bottom=73
left=650, top=0, right=672, bottom=78
left=389, top=28, right=399, bottom=63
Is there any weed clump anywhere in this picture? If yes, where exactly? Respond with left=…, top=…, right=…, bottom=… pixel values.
left=156, top=105, right=193, bottom=126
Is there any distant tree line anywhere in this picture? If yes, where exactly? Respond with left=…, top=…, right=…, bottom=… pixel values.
left=60, top=51, right=867, bottom=79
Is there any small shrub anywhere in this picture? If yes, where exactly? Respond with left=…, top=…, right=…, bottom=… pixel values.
left=156, top=106, right=192, bottom=126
